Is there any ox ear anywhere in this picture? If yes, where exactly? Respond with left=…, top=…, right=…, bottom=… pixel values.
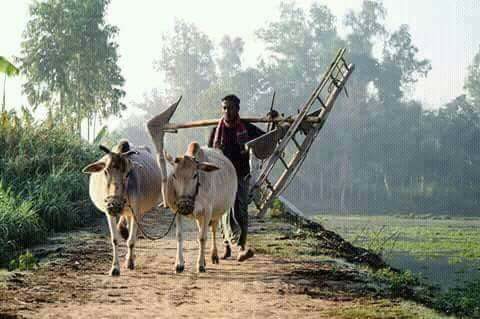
left=82, top=161, right=106, bottom=174
left=197, top=162, right=220, bottom=172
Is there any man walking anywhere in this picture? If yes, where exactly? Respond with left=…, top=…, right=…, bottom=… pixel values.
left=208, top=94, right=264, bottom=261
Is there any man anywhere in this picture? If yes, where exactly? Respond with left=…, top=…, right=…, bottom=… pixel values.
left=208, top=94, right=264, bottom=262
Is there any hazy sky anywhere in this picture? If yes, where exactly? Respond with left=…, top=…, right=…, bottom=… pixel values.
left=2, top=0, right=480, bottom=120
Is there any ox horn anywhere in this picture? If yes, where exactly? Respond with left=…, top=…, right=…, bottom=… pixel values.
left=99, top=145, right=111, bottom=154
left=147, top=96, right=183, bottom=205
left=121, top=150, right=139, bottom=157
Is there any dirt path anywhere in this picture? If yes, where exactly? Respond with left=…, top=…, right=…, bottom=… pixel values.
left=1, top=211, right=362, bottom=319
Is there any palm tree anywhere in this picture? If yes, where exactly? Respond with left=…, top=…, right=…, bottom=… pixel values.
left=0, top=56, right=20, bottom=112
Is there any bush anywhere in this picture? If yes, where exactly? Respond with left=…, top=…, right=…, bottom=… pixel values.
left=269, top=198, right=285, bottom=218
left=0, top=184, right=45, bottom=261
left=0, top=110, right=100, bottom=263
left=26, top=170, right=95, bottom=231
left=373, top=268, right=421, bottom=297
left=435, top=278, right=480, bottom=318
left=9, top=250, right=38, bottom=271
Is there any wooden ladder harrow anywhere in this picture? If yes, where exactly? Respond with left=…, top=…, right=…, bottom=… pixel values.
left=247, top=48, right=354, bottom=217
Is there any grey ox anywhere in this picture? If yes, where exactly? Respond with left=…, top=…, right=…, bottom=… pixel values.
left=82, top=140, right=162, bottom=276
left=164, top=142, right=238, bottom=273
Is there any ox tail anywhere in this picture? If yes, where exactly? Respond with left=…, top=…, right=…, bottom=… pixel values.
left=117, top=216, right=129, bottom=240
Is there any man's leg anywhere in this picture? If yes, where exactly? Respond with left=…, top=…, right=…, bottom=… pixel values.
left=220, top=195, right=241, bottom=259
left=236, top=175, right=254, bottom=261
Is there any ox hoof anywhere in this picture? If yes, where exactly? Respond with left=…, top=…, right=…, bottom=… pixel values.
left=109, top=267, right=120, bottom=277
left=175, top=264, right=184, bottom=273
left=126, top=259, right=135, bottom=270
left=198, top=265, right=206, bottom=273
left=211, top=254, right=219, bottom=264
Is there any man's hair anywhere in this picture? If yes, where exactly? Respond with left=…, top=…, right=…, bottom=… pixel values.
left=221, top=94, right=240, bottom=107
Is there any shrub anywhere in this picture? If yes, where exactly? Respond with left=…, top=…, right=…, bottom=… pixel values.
left=435, top=278, right=480, bottom=318
left=0, top=110, right=100, bottom=263
left=9, top=250, right=38, bottom=271
left=0, top=184, right=44, bottom=261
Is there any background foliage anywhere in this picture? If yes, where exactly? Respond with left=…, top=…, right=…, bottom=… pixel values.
left=116, top=0, right=480, bottom=215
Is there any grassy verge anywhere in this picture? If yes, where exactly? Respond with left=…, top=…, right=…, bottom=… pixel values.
left=250, top=216, right=451, bottom=318
left=0, top=110, right=100, bottom=264
left=311, top=213, right=480, bottom=317
left=315, top=214, right=480, bottom=262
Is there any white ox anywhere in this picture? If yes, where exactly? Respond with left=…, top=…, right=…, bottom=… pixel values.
left=164, top=142, right=238, bottom=273
left=82, top=140, right=162, bottom=276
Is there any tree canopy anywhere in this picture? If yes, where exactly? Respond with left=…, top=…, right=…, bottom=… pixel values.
left=114, top=0, right=480, bottom=214
left=19, top=0, right=125, bottom=136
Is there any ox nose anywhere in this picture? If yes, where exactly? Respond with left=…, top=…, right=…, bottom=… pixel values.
left=177, top=197, right=194, bottom=216
left=105, top=196, right=125, bottom=216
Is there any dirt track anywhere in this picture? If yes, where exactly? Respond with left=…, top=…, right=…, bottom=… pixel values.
left=0, top=211, right=403, bottom=319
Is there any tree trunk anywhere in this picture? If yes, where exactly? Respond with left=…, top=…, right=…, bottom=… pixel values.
left=320, top=170, right=324, bottom=201
left=340, top=182, right=347, bottom=212
left=87, top=115, right=90, bottom=142
left=2, top=74, right=6, bottom=112
left=93, top=112, right=97, bottom=141
left=383, top=174, right=391, bottom=199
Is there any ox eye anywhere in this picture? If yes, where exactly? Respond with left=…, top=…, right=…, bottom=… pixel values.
left=193, top=173, right=198, bottom=179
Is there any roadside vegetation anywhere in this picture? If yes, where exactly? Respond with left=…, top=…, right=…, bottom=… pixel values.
left=1, top=0, right=122, bottom=265
left=314, top=213, right=480, bottom=317
left=0, top=110, right=99, bottom=264
left=250, top=213, right=453, bottom=318
left=316, top=214, right=480, bottom=263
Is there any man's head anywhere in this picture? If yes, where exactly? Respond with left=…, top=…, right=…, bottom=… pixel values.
left=221, top=94, right=240, bottom=123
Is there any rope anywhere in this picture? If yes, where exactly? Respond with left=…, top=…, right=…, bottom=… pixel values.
left=128, top=203, right=176, bottom=241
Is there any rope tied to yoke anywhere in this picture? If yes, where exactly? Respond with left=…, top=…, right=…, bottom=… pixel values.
left=128, top=202, right=176, bottom=241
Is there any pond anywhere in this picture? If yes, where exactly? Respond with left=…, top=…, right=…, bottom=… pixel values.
left=315, top=214, right=480, bottom=290
left=386, top=253, right=480, bottom=290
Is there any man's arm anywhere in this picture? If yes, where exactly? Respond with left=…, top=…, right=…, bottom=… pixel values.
left=208, top=127, right=216, bottom=148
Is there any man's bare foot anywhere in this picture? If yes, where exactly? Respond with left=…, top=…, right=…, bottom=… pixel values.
left=237, top=248, right=254, bottom=262
left=221, top=244, right=232, bottom=259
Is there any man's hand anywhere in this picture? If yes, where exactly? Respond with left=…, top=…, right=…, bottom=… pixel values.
left=266, top=109, right=280, bottom=119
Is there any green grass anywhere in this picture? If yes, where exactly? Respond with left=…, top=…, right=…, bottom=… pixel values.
left=314, top=213, right=480, bottom=318
left=0, top=184, right=44, bottom=260
left=435, top=278, right=480, bottom=318
left=250, top=217, right=452, bottom=318
left=0, top=110, right=100, bottom=263
left=328, top=300, right=452, bottom=319
left=315, top=214, right=480, bottom=262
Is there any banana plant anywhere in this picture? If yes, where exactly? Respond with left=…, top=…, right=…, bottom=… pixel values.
left=0, top=56, right=20, bottom=112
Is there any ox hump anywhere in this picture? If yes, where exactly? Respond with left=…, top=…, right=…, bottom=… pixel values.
left=114, top=139, right=131, bottom=153
left=186, top=142, right=201, bottom=158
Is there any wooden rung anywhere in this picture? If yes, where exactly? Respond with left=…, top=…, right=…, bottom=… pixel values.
left=279, top=156, right=289, bottom=169
left=316, top=96, right=327, bottom=109
left=292, top=137, right=301, bottom=150
left=329, top=74, right=340, bottom=88
left=265, top=179, right=275, bottom=191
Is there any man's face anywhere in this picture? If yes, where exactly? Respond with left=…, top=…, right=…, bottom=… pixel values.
left=222, top=100, right=239, bottom=122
